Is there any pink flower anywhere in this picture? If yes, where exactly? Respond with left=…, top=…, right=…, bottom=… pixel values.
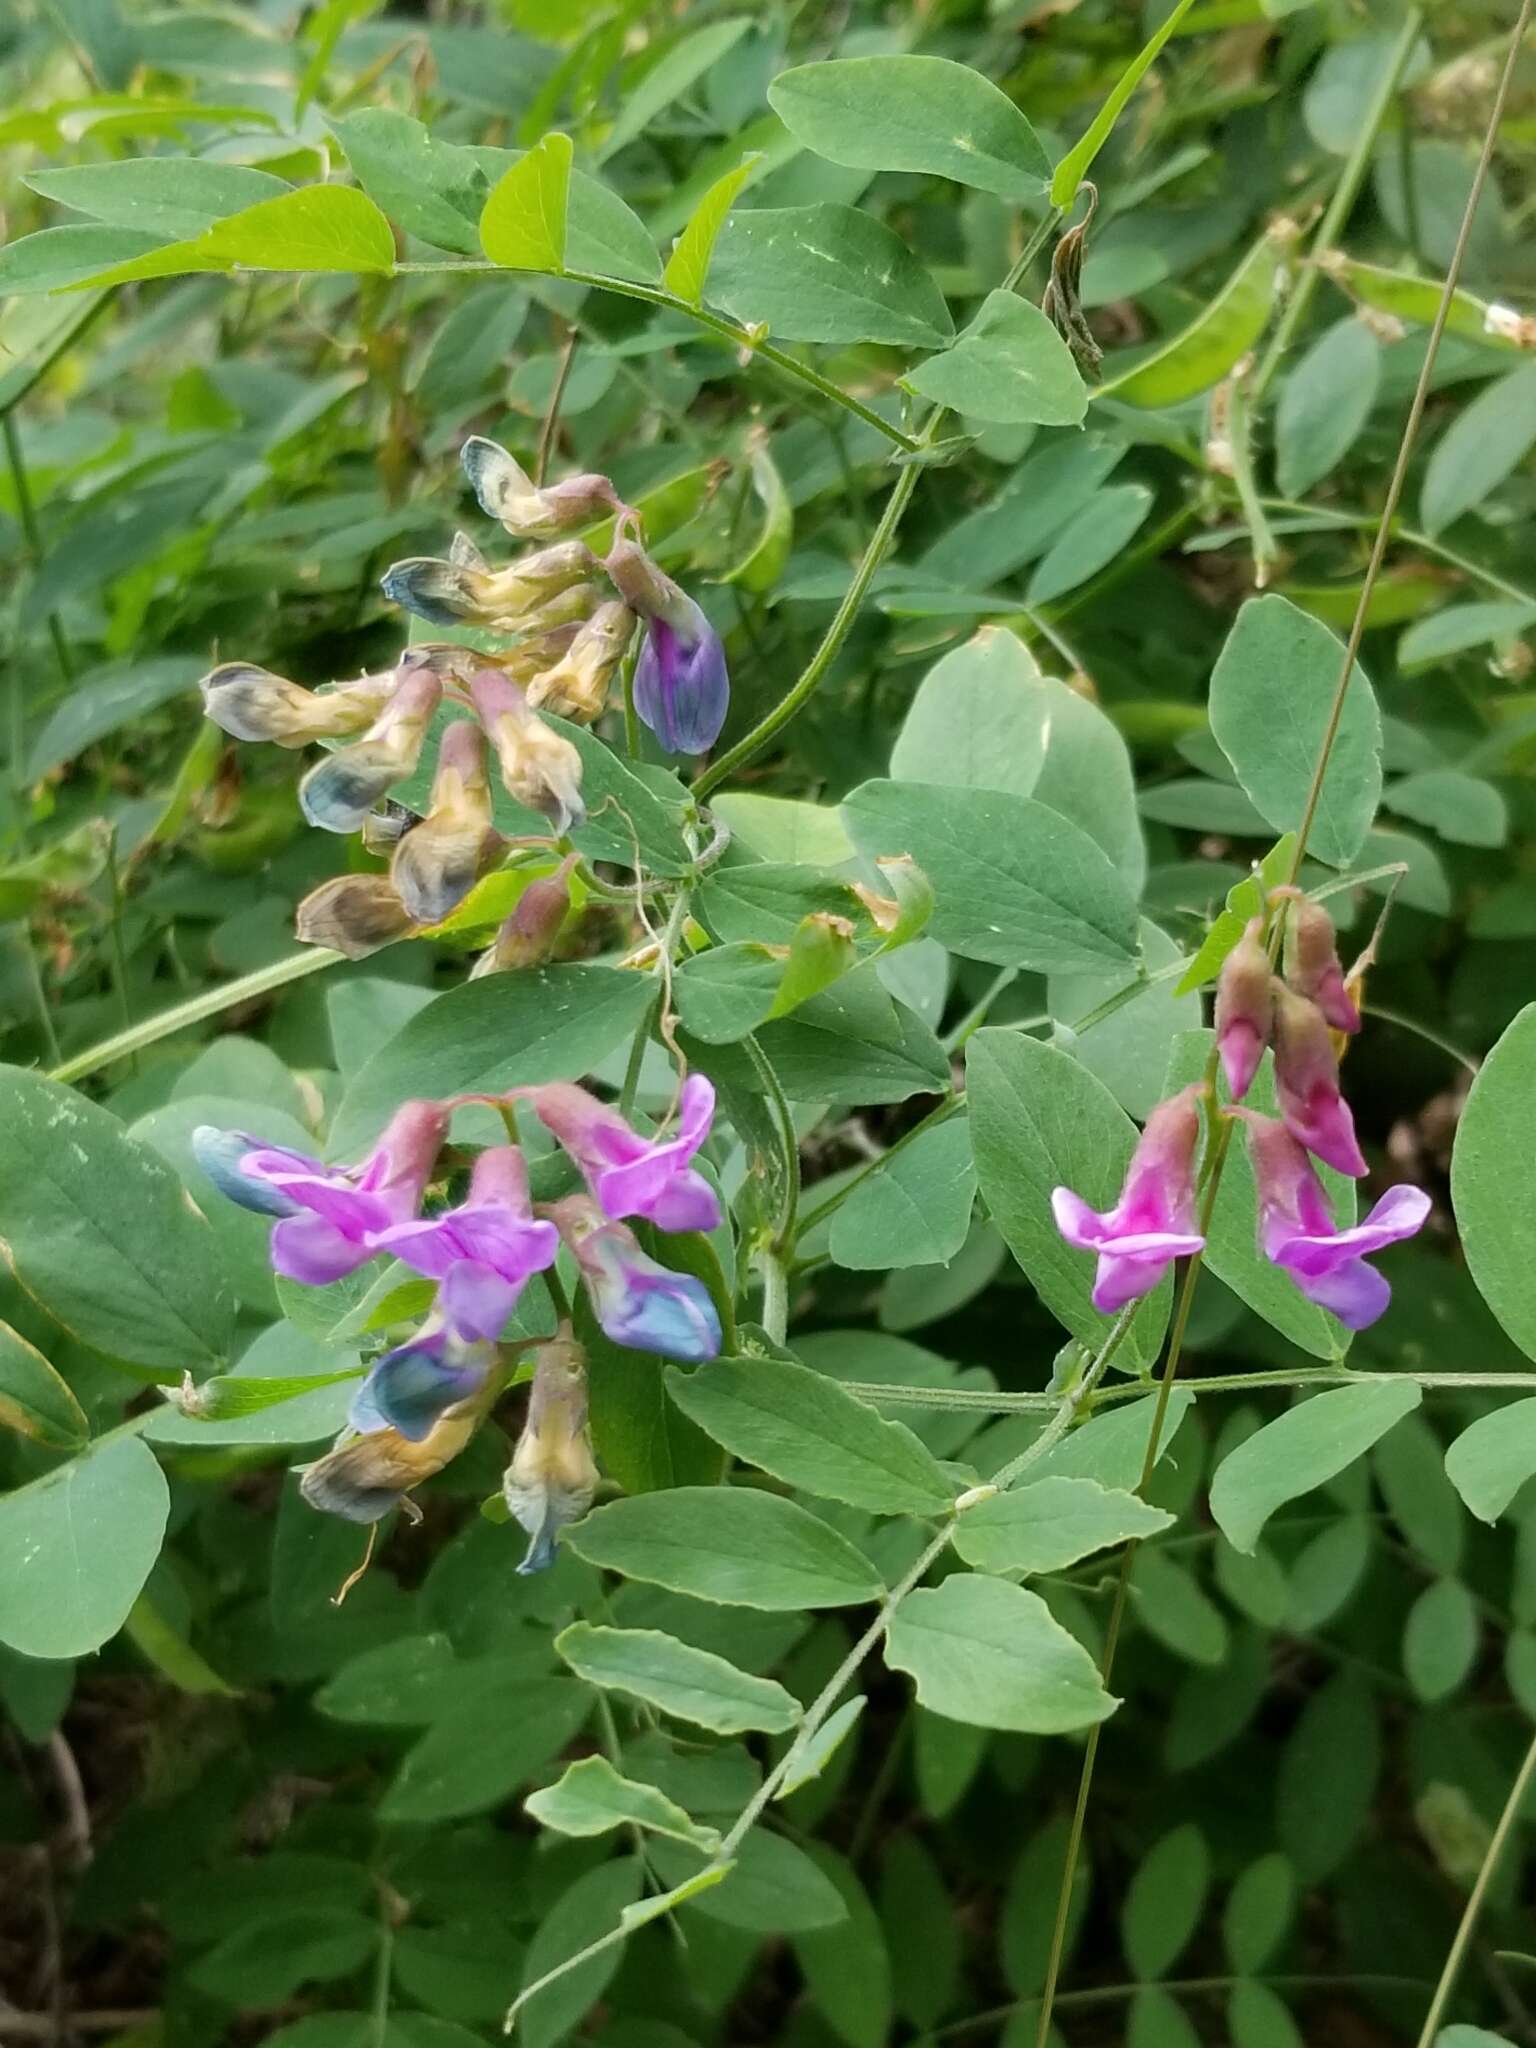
left=373, top=1145, right=558, bottom=1321
left=1271, top=984, right=1367, bottom=1177
left=1051, top=1085, right=1207, bottom=1314
left=1213, top=918, right=1272, bottom=1101
left=529, top=1075, right=721, bottom=1233
left=1278, top=889, right=1361, bottom=1035
left=1235, top=1110, right=1429, bottom=1329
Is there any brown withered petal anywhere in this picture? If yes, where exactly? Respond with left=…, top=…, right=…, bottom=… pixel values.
left=295, top=874, right=417, bottom=959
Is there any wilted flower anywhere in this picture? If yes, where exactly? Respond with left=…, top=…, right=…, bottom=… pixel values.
left=200, top=662, right=395, bottom=748
left=503, top=1327, right=600, bottom=1574
left=194, top=1099, right=447, bottom=1285
left=525, top=600, right=636, bottom=723
left=1052, top=1085, right=1207, bottom=1313
left=347, top=1298, right=500, bottom=1443
left=1214, top=917, right=1272, bottom=1100
left=299, top=667, right=443, bottom=835
left=1277, top=889, right=1361, bottom=1035
left=299, top=1388, right=489, bottom=1523
left=1270, top=983, right=1367, bottom=1177
left=390, top=718, right=503, bottom=927
left=470, top=859, right=574, bottom=979
left=530, top=1074, right=721, bottom=1233
left=295, top=873, right=416, bottom=958
left=1235, top=1110, right=1429, bottom=1329
left=461, top=434, right=621, bottom=537
left=606, top=537, right=729, bottom=755
left=381, top=534, right=596, bottom=632
left=373, top=1144, right=559, bottom=1327
left=468, top=669, right=584, bottom=833
left=552, top=1196, right=721, bottom=1363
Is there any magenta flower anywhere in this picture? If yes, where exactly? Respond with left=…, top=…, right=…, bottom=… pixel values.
left=553, top=1197, right=721, bottom=1363
left=1051, top=1086, right=1207, bottom=1313
left=373, top=1145, right=559, bottom=1328
left=1271, top=984, right=1367, bottom=1177
left=529, top=1076, right=721, bottom=1233
left=1214, top=918, right=1272, bottom=1102
left=194, top=1100, right=448, bottom=1285
left=1235, top=1110, right=1429, bottom=1329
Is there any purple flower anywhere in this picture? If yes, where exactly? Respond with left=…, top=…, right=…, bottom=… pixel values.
left=605, top=538, right=728, bottom=755
left=1235, top=1109, right=1429, bottom=1329
left=1271, top=983, right=1367, bottom=1177
left=347, top=1300, right=499, bottom=1443
left=1279, top=890, right=1361, bottom=1035
left=553, top=1197, right=721, bottom=1363
left=373, top=1145, right=559, bottom=1333
left=194, top=1099, right=448, bottom=1285
left=1051, top=1085, right=1207, bottom=1313
left=1214, top=918, right=1272, bottom=1102
left=530, top=1076, right=721, bottom=1233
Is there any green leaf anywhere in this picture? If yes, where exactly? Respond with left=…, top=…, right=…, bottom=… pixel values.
left=791, top=1845, right=892, bottom=2048
left=0, top=225, right=170, bottom=296
left=953, top=1476, right=1172, bottom=1576
left=906, top=291, right=1087, bottom=426
left=577, top=1286, right=724, bottom=1500
left=778, top=1695, right=867, bottom=1797
left=664, top=1354, right=955, bottom=1516
left=555, top=1622, right=801, bottom=1734
left=1209, top=1382, right=1422, bottom=1553
left=1444, top=1399, right=1536, bottom=1523
left=1385, top=768, right=1507, bottom=848
left=707, top=204, right=953, bottom=349
left=526, top=1755, right=719, bottom=1850
left=885, top=1574, right=1118, bottom=1733
left=750, top=962, right=949, bottom=1105
left=1222, top=1854, right=1296, bottom=1975
left=1421, top=360, right=1536, bottom=536
left=1208, top=594, right=1382, bottom=868
left=1123, top=1822, right=1210, bottom=1979
left=890, top=627, right=1049, bottom=797
left=479, top=131, right=571, bottom=273
left=75, top=184, right=398, bottom=287
left=0, top=1064, right=233, bottom=1371
left=842, top=780, right=1139, bottom=973
left=1276, top=318, right=1381, bottom=499
left=25, top=157, right=291, bottom=239
left=829, top=1116, right=976, bottom=1273
left=0, top=1320, right=88, bottom=1449
left=518, top=1859, right=642, bottom=2048
left=672, top=943, right=785, bottom=1044
left=1402, top=1576, right=1478, bottom=1702
left=1050, top=0, right=1199, bottom=206
left=1050, top=920, right=1201, bottom=1121
left=721, top=434, right=793, bottom=593
left=664, top=152, right=760, bottom=305
left=1452, top=1004, right=1536, bottom=1363
left=966, top=1031, right=1172, bottom=1370
left=380, top=1675, right=592, bottom=1822
left=1099, top=232, right=1283, bottom=407
left=769, top=55, right=1050, bottom=198
left=564, top=1487, right=884, bottom=1609
left=600, top=16, right=752, bottom=162
left=1437, top=2031, right=1517, bottom=2048
left=0, top=1434, right=169, bottom=1659
left=1400, top=599, right=1536, bottom=669
left=314, top=1633, right=461, bottom=1726
left=329, top=109, right=486, bottom=255
left=1164, top=1030, right=1355, bottom=1358
left=649, top=1831, right=847, bottom=1933
left=327, top=964, right=653, bottom=1156
left=1026, top=482, right=1154, bottom=605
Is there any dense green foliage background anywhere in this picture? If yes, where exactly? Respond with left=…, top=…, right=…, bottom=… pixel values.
left=4, top=2, right=1536, bottom=2046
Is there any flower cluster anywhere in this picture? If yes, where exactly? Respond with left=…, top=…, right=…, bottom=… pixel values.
left=197, top=437, right=729, bottom=960
left=1052, top=892, right=1427, bottom=1330
left=195, top=1074, right=724, bottom=1554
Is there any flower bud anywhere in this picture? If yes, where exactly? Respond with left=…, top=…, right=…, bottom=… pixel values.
left=299, top=668, right=443, bottom=834
left=390, top=719, right=502, bottom=927
left=295, top=874, right=416, bottom=958
left=1270, top=982, right=1367, bottom=1177
left=605, top=539, right=728, bottom=755
left=470, top=859, right=574, bottom=978
left=525, top=601, right=636, bottom=723
left=1277, top=889, right=1361, bottom=1034
left=1214, top=918, right=1272, bottom=1100
left=552, top=1196, right=721, bottom=1363
left=468, top=669, right=584, bottom=833
left=503, top=1328, right=600, bottom=1573
left=200, top=662, right=395, bottom=748
left=461, top=435, right=620, bottom=537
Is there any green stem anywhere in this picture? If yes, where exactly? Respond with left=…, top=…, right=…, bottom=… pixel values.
left=1413, top=1724, right=1536, bottom=2048
left=743, top=1032, right=801, bottom=1249
left=1249, top=6, right=1426, bottom=409
left=50, top=946, right=338, bottom=1085
left=795, top=1093, right=964, bottom=1247
left=4, top=410, right=73, bottom=689
left=618, top=996, right=656, bottom=1120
